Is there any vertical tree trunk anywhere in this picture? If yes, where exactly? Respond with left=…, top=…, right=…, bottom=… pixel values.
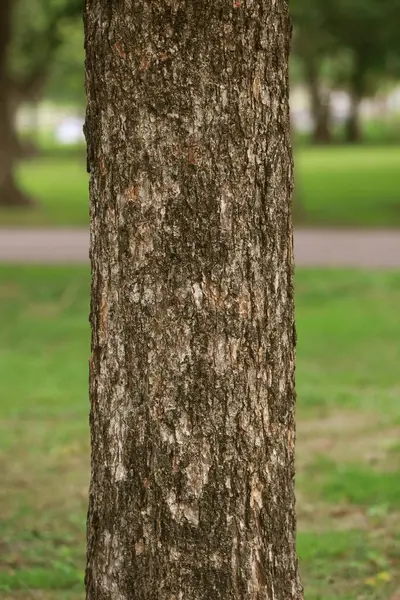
left=306, top=61, right=332, bottom=145
left=344, top=92, right=362, bottom=144
left=85, top=2, right=302, bottom=600
left=11, top=98, right=41, bottom=160
left=0, top=0, right=34, bottom=207
left=8, top=98, right=35, bottom=160
left=344, top=59, right=365, bottom=144
left=13, top=74, right=48, bottom=159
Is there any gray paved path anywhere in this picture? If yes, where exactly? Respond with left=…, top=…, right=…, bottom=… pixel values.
left=1, top=228, right=400, bottom=268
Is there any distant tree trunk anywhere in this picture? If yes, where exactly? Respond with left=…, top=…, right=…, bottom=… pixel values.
left=0, top=0, right=34, bottom=207
left=12, top=75, right=48, bottom=159
left=8, top=99, right=38, bottom=160
left=344, top=92, right=362, bottom=144
left=344, top=59, right=365, bottom=144
left=85, top=2, right=302, bottom=600
left=306, top=60, right=332, bottom=145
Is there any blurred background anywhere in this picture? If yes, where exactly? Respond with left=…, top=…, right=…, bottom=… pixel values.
left=0, top=1, right=400, bottom=599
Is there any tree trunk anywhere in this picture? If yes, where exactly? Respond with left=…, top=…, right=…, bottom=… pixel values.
left=344, top=92, right=362, bottom=144
left=344, top=59, right=365, bottom=145
left=85, top=2, right=302, bottom=600
left=306, top=61, right=332, bottom=145
left=8, top=98, right=39, bottom=160
left=13, top=75, right=48, bottom=159
left=0, top=0, right=34, bottom=207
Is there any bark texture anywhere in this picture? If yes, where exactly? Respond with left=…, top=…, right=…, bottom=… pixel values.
left=85, top=1, right=301, bottom=599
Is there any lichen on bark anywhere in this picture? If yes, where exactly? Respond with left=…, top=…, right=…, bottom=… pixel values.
left=85, top=1, right=302, bottom=599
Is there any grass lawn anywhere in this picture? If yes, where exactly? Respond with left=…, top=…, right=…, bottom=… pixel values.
left=0, top=145, right=399, bottom=228
left=296, top=146, right=400, bottom=228
left=0, top=155, right=89, bottom=227
left=1, top=267, right=400, bottom=599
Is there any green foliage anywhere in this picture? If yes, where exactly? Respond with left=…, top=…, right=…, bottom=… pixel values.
left=44, top=20, right=85, bottom=104
left=291, top=0, right=400, bottom=97
left=9, top=0, right=83, bottom=98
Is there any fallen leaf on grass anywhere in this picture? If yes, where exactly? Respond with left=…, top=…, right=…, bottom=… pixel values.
left=365, top=570, right=392, bottom=586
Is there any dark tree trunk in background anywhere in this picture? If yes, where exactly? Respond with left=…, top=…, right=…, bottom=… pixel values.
left=85, top=1, right=302, bottom=599
left=8, top=99, right=38, bottom=160
left=345, top=92, right=362, bottom=144
left=306, top=61, right=332, bottom=145
left=12, top=75, right=48, bottom=159
left=344, top=60, right=365, bottom=144
left=0, top=0, right=34, bottom=207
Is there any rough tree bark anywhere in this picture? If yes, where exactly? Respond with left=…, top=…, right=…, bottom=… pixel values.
left=85, top=2, right=302, bottom=599
left=0, top=0, right=35, bottom=207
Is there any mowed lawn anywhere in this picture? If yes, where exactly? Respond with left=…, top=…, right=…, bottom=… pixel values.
left=296, top=146, right=400, bottom=227
left=1, top=267, right=400, bottom=599
left=0, top=145, right=399, bottom=227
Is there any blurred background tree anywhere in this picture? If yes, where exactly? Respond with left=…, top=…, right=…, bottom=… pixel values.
left=0, top=0, right=82, bottom=206
left=291, top=0, right=400, bottom=144
left=0, top=0, right=399, bottom=220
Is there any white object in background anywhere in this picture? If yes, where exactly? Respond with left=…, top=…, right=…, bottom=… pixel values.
left=55, top=117, right=85, bottom=145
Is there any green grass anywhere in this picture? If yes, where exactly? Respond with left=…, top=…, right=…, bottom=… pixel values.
left=294, top=116, right=400, bottom=147
left=298, top=529, right=400, bottom=600
left=0, top=156, right=89, bottom=227
left=305, top=458, right=400, bottom=507
left=296, top=146, right=400, bottom=227
left=296, top=270, right=400, bottom=414
left=0, top=145, right=399, bottom=227
left=1, top=267, right=400, bottom=598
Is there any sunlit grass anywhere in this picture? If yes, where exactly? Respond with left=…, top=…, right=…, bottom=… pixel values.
left=296, top=146, right=400, bottom=227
